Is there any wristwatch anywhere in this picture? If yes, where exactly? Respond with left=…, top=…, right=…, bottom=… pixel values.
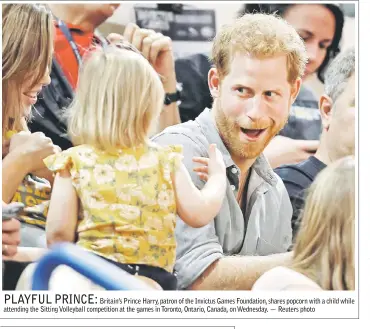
left=164, top=83, right=182, bottom=106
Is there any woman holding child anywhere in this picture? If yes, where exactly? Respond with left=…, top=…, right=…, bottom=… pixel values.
left=2, top=3, right=58, bottom=289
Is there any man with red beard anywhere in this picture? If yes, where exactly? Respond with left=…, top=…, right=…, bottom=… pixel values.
left=153, top=13, right=306, bottom=290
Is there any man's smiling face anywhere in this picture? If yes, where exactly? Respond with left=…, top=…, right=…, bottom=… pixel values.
left=212, top=52, right=298, bottom=160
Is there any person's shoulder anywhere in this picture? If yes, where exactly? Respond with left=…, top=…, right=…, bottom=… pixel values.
left=152, top=121, right=207, bottom=151
left=275, top=158, right=315, bottom=184
left=252, top=266, right=320, bottom=291
left=294, top=85, right=318, bottom=108
left=252, top=266, right=290, bottom=290
left=275, top=162, right=303, bottom=178
left=64, top=144, right=100, bottom=162
left=272, top=267, right=322, bottom=290
left=271, top=171, right=290, bottom=194
left=44, top=145, right=89, bottom=173
left=274, top=158, right=320, bottom=198
left=298, top=85, right=318, bottom=101
left=67, top=144, right=93, bottom=153
left=175, top=53, right=211, bottom=71
left=147, top=142, right=183, bottom=158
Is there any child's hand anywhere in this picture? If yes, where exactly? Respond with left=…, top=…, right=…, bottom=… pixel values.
left=193, top=144, right=225, bottom=181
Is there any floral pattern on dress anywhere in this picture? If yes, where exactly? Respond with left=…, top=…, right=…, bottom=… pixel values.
left=115, top=154, right=138, bottom=172
left=44, top=143, right=182, bottom=272
left=93, top=164, right=115, bottom=185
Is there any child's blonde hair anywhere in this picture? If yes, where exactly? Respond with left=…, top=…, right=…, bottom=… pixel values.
left=68, top=44, right=164, bottom=150
left=291, top=156, right=355, bottom=290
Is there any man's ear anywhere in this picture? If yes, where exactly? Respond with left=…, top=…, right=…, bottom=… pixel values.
left=290, top=78, right=302, bottom=105
left=319, top=94, right=333, bottom=131
left=208, top=68, right=221, bottom=98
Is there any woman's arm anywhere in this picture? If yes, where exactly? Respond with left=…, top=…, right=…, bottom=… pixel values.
left=32, top=168, right=55, bottom=185
left=2, top=150, right=30, bottom=203
left=46, top=169, right=78, bottom=246
left=3, top=131, right=60, bottom=202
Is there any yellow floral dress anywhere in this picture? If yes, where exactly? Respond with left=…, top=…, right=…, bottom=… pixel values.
left=44, top=143, right=183, bottom=272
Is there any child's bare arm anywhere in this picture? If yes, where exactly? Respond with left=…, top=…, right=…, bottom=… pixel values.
left=172, top=144, right=226, bottom=228
left=46, top=169, right=78, bottom=246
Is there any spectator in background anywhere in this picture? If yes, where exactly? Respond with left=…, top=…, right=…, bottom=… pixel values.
left=154, top=13, right=306, bottom=290
left=29, top=3, right=181, bottom=150
left=2, top=4, right=60, bottom=248
left=275, top=47, right=355, bottom=239
left=253, top=156, right=355, bottom=291
left=175, top=3, right=344, bottom=168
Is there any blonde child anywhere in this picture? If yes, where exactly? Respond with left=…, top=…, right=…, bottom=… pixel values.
left=253, top=156, right=355, bottom=290
left=44, top=44, right=227, bottom=290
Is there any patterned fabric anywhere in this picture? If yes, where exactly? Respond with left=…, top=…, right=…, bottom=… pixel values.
left=11, top=175, right=51, bottom=228
left=44, top=143, right=183, bottom=272
left=6, top=130, right=51, bottom=229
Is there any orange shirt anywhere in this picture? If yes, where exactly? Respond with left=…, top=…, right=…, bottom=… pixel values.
left=53, top=21, right=94, bottom=89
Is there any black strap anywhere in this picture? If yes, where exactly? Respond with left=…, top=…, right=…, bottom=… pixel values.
left=57, top=19, right=83, bottom=66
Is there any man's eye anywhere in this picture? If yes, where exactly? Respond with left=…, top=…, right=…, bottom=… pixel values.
left=236, top=87, right=246, bottom=94
left=265, top=91, right=277, bottom=97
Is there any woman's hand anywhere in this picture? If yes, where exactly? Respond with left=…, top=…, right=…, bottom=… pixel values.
left=9, top=131, right=61, bottom=173
left=2, top=202, right=22, bottom=258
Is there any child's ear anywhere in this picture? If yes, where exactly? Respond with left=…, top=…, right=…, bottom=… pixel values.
left=208, top=68, right=221, bottom=98
left=319, top=94, right=333, bottom=131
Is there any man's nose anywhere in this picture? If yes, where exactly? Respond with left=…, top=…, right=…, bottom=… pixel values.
left=244, top=95, right=265, bottom=122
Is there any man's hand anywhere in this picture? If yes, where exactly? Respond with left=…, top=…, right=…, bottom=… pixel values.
left=107, top=23, right=176, bottom=84
left=264, top=136, right=319, bottom=169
